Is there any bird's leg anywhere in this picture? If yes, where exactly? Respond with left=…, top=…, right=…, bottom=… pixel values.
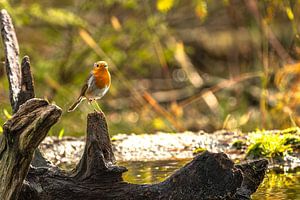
left=86, top=97, right=96, bottom=112
left=91, top=99, right=102, bottom=113
left=89, top=99, right=97, bottom=112
left=86, top=96, right=93, bottom=104
left=95, top=100, right=102, bottom=113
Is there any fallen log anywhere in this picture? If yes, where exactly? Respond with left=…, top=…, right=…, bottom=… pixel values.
left=0, top=9, right=267, bottom=200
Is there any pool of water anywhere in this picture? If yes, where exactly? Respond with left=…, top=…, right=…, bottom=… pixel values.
left=119, top=160, right=300, bottom=200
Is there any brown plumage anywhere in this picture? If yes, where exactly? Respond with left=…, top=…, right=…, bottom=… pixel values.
left=68, top=61, right=111, bottom=112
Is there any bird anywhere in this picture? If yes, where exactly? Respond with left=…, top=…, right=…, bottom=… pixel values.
left=68, top=61, right=111, bottom=112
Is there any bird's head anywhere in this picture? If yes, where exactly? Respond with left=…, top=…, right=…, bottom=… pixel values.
left=93, top=61, right=108, bottom=70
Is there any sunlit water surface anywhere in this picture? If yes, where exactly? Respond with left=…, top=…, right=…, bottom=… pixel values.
left=119, top=160, right=300, bottom=200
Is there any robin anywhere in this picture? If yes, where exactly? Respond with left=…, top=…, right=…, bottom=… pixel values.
left=68, top=61, right=111, bottom=112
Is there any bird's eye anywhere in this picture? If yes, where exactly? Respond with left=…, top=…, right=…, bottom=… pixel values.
left=96, top=64, right=99, bottom=67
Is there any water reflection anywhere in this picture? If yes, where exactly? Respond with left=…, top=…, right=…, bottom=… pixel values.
left=252, top=172, right=300, bottom=200
left=120, top=160, right=300, bottom=199
left=119, top=160, right=189, bottom=184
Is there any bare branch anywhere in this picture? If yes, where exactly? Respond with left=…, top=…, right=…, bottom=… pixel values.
left=0, top=9, right=21, bottom=113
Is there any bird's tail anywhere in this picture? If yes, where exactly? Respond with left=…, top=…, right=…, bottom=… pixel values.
left=68, top=96, right=84, bottom=112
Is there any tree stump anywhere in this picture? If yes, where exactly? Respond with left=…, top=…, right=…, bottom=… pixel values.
left=0, top=9, right=268, bottom=200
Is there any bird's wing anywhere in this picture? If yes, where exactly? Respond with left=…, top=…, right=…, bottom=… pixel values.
left=79, top=73, right=93, bottom=97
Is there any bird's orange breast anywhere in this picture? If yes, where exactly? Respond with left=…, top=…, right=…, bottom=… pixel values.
left=92, top=67, right=111, bottom=89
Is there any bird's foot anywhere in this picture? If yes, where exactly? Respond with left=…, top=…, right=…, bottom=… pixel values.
left=90, top=100, right=102, bottom=113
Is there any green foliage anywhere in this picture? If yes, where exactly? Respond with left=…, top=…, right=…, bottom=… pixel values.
left=3, top=109, right=11, bottom=119
left=58, top=128, right=65, bottom=140
left=246, top=128, right=300, bottom=159
left=28, top=4, right=86, bottom=27
left=0, top=0, right=86, bottom=27
left=195, top=0, right=208, bottom=21
left=156, top=0, right=175, bottom=13
left=111, top=136, right=118, bottom=142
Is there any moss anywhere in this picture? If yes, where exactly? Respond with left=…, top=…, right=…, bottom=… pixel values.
left=231, top=140, right=246, bottom=150
left=283, top=134, right=300, bottom=150
left=246, top=128, right=300, bottom=159
left=193, top=147, right=207, bottom=155
left=281, top=127, right=300, bottom=135
left=246, top=142, right=267, bottom=158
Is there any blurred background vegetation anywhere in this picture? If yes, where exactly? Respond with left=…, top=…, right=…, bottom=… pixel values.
left=0, top=0, right=300, bottom=136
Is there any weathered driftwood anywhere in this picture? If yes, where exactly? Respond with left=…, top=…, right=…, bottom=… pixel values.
left=19, top=112, right=267, bottom=200
left=235, top=160, right=268, bottom=199
left=71, top=113, right=127, bottom=181
left=0, top=99, right=61, bottom=200
left=0, top=10, right=35, bottom=113
left=0, top=9, right=62, bottom=200
left=0, top=9, right=21, bottom=113
left=19, top=56, right=35, bottom=105
left=0, top=9, right=268, bottom=200
left=0, top=8, right=51, bottom=168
